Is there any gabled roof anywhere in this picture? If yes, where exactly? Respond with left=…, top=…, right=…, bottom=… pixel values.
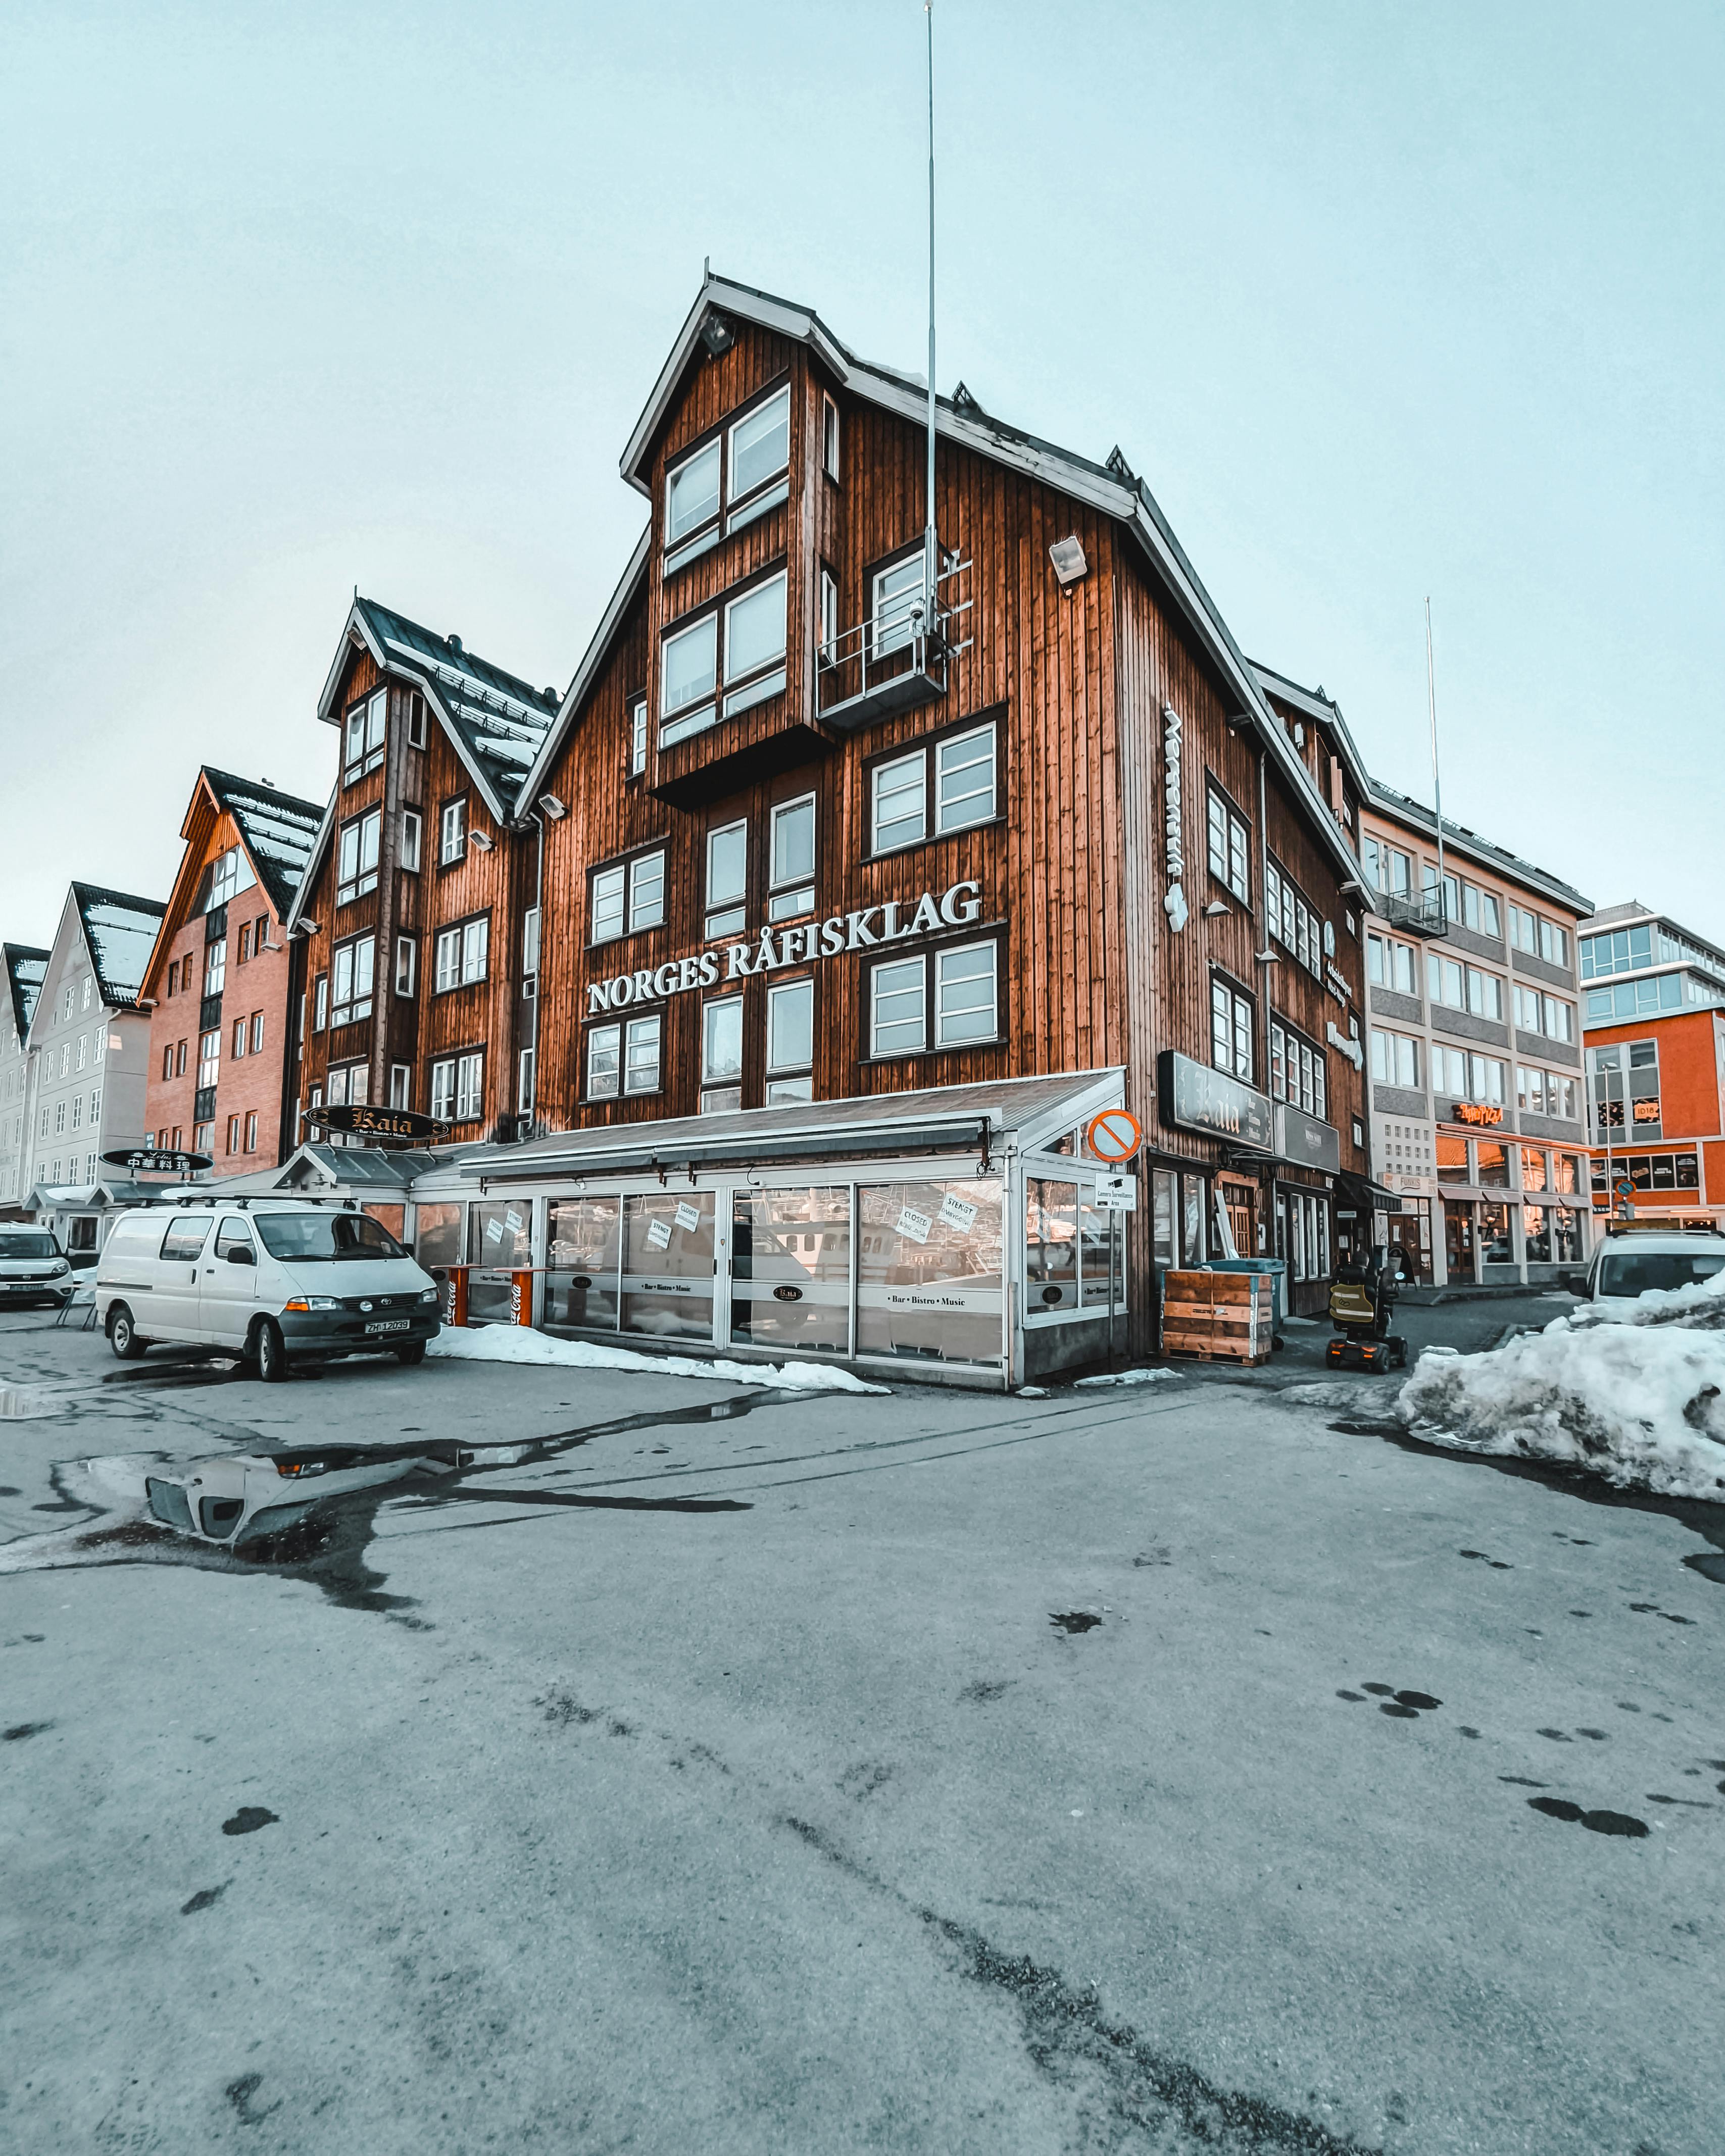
left=319, top=595, right=560, bottom=822
left=140, top=769, right=323, bottom=1002
left=3, top=944, right=48, bottom=1042
left=203, top=769, right=323, bottom=916
left=71, top=885, right=166, bottom=1012
left=595, top=271, right=1361, bottom=878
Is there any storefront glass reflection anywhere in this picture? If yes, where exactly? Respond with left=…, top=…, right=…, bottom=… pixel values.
left=731, top=1186, right=852, bottom=1355
left=1025, top=1180, right=1078, bottom=1313
left=546, top=1197, right=620, bottom=1333
left=1478, top=1202, right=1513, bottom=1263
left=414, top=1201, right=463, bottom=1271
left=856, top=1179, right=1003, bottom=1364
left=467, top=1200, right=533, bottom=1324
left=622, top=1192, right=714, bottom=1340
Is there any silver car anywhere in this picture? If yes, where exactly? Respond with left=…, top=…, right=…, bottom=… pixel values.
left=0, top=1226, right=74, bottom=1310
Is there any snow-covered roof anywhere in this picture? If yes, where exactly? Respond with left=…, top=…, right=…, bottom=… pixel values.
left=202, top=769, right=323, bottom=916
left=72, top=885, right=166, bottom=1011
left=4, top=943, right=49, bottom=1040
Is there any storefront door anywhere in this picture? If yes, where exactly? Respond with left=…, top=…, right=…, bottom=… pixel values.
left=1388, top=1200, right=1433, bottom=1282
left=1443, top=1200, right=1475, bottom=1282
left=730, top=1185, right=853, bottom=1355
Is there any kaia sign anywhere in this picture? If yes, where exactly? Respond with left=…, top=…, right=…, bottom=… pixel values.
left=586, top=879, right=984, bottom=1015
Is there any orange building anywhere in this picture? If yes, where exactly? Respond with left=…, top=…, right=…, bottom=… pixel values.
left=140, top=770, right=322, bottom=1174
left=1581, top=904, right=1725, bottom=1229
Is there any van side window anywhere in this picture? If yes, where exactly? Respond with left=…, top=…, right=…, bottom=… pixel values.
left=215, top=1218, right=256, bottom=1261
left=160, top=1217, right=212, bottom=1262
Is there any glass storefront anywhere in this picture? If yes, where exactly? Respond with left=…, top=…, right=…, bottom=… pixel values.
left=414, top=1201, right=463, bottom=1271
left=1478, top=1202, right=1513, bottom=1264
left=467, top=1199, right=532, bottom=1324
left=1025, top=1179, right=1078, bottom=1314
left=856, top=1178, right=1004, bottom=1365
left=547, top=1196, right=620, bottom=1333
left=730, top=1185, right=853, bottom=1355
left=621, top=1192, right=715, bottom=1340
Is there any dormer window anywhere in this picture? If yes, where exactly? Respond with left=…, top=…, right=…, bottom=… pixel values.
left=344, top=689, right=387, bottom=779
left=662, top=384, right=792, bottom=574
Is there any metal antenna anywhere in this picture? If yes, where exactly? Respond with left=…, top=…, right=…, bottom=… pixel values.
left=1424, top=597, right=1447, bottom=927
left=924, top=0, right=938, bottom=619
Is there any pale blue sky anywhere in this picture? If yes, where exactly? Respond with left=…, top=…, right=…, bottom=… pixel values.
left=3, top=2, right=1719, bottom=946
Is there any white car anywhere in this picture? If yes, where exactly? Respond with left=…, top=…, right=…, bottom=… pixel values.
left=1575, top=1229, right=1725, bottom=1321
left=95, top=1195, right=440, bottom=1379
left=0, top=1226, right=74, bottom=1310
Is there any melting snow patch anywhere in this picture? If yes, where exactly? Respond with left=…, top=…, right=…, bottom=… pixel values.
left=1072, top=1367, right=1180, bottom=1389
left=426, top=1324, right=888, bottom=1394
left=1399, top=1278, right=1725, bottom=1503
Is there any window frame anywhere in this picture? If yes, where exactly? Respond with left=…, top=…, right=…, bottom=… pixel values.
left=1209, top=972, right=1255, bottom=1085
left=395, top=935, right=417, bottom=997
left=864, top=712, right=1002, bottom=859
left=866, top=935, right=1004, bottom=1061
left=438, top=794, right=468, bottom=869
left=870, top=544, right=928, bottom=661
left=432, top=913, right=490, bottom=994
left=401, top=808, right=422, bottom=874
left=661, top=377, right=793, bottom=570
left=342, top=689, right=387, bottom=780
left=719, top=568, right=788, bottom=720
left=336, top=806, right=382, bottom=907
left=767, top=792, right=816, bottom=923
left=628, top=696, right=648, bottom=778
left=1204, top=781, right=1252, bottom=905
left=705, top=819, right=748, bottom=943
left=764, top=976, right=814, bottom=1079
left=822, top=393, right=840, bottom=481
left=329, top=932, right=376, bottom=1028
left=588, top=846, right=666, bottom=947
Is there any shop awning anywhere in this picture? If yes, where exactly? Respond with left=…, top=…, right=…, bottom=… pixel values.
left=454, top=1070, right=1125, bottom=1187
left=1336, top=1169, right=1402, bottom=1215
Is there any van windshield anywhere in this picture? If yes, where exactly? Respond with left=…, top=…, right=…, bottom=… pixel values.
left=1597, top=1250, right=1725, bottom=1298
left=255, top=1213, right=408, bottom=1263
left=0, top=1232, right=58, bottom=1259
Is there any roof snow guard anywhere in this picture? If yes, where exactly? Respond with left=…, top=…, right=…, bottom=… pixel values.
left=202, top=768, right=323, bottom=916
left=326, top=597, right=560, bottom=823
left=72, top=884, right=166, bottom=1010
left=3, top=943, right=49, bottom=1039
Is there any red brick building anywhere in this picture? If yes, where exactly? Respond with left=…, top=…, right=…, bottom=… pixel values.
left=141, top=769, right=322, bottom=1172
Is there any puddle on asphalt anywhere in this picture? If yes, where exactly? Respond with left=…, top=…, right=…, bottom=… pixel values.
left=0, top=1386, right=60, bottom=1420
left=11, top=1392, right=790, bottom=1624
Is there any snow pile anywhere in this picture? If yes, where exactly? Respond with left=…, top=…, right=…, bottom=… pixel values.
left=1398, top=1277, right=1725, bottom=1502
left=427, top=1323, right=889, bottom=1395
left=1073, top=1367, right=1179, bottom=1389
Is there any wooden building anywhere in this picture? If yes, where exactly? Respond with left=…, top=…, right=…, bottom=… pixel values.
left=284, top=605, right=560, bottom=1144
left=138, top=769, right=322, bottom=1173
left=345, top=273, right=1382, bottom=1378
left=1, top=943, right=50, bottom=1212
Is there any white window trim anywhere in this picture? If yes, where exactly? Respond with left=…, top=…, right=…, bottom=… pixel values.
left=439, top=797, right=468, bottom=866
left=869, top=952, right=928, bottom=1060
left=934, top=940, right=999, bottom=1050
left=870, top=747, right=928, bottom=855
left=401, top=809, right=422, bottom=873
left=395, top=935, right=417, bottom=996
left=765, top=977, right=814, bottom=1076
left=935, top=724, right=998, bottom=836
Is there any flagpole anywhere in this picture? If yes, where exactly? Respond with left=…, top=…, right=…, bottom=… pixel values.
left=924, top=1, right=938, bottom=629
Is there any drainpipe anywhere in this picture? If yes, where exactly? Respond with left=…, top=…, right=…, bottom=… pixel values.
left=1257, top=745, right=1273, bottom=1258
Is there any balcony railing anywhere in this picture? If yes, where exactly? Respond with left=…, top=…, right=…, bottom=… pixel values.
left=1378, top=888, right=1449, bottom=939
left=817, top=551, right=972, bottom=733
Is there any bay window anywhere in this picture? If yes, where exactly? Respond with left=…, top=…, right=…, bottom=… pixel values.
left=343, top=689, right=386, bottom=779
left=722, top=572, right=788, bottom=718
left=660, top=613, right=718, bottom=746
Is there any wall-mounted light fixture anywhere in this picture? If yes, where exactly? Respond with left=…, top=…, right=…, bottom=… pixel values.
left=539, top=795, right=568, bottom=821
left=1048, top=535, right=1088, bottom=588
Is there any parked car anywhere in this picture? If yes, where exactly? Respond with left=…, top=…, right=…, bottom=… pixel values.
left=95, top=1196, right=441, bottom=1379
left=1569, top=1227, right=1725, bottom=1320
left=0, top=1226, right=74, bottom=1309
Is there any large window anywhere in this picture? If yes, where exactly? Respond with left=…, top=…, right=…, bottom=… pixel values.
left=337, top=807, right=381, bottom=906
left=869, top=943, right=997, bottom=1058
left=1513, top=984, right=1574, bottom=1042
left=1427, top=953, right=1504, bottom=1021
left=1265, top=858, right=1323, bottom=979
left=663, top=385, right=791, bottom=565
left=1509, top=905, right=1569, bottom=967
left=330, top=933, right=376, bottom=1025
left=1367, top=934, right=1416, bottom=994
left=430, top=1050, right=484, bottom=1124
left=590, top=851, right=665, bottom=944
left=769, top=795, right=815, bottom=922
left=765, top=979, right=814, bottom=1102
left=1363, top=836, right=1412, bottom=895
left=659, top=613, right=719, bottom=746
left=857, top=1178, right=1006, bottom=1364
left=1431, top=1045, right=1506, bottom=1104
left=588, top=1016, right=661, bottom=1098
left=1370, top=1028, right=1421, bottom=1089
left=198, top=1029, right=221, bottom=1088
left=343, top=689, right=386, bottom=779
left=1210, top=977, right=1254, bottom=1084
left=721, top=573, right=788, bottom=719
left=1269, top=1018, right=1326, bottom=1118
left=1516, top=1066, right=1578, bottom=1120
left=1206, top=785, right=1250, bottom=902
left=730, top=1185, right=853, bottom=1356
left=868, top=722, right=996, bottom=854
left=433, top=916, right=488, bottom=993
left=1581, top=923, right=1654, bottom=979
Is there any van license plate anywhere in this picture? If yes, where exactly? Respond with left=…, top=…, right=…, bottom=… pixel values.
left=365, top=1318, right=411, bottom=1335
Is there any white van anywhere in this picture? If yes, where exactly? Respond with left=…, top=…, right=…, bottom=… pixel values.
left=95, top=1196, right=441, bottom=1379
left=1575, top=1227, right=1725, bottom=1321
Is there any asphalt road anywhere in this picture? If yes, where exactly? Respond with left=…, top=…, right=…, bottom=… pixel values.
left=2, top=1306, right=1721, bottom=2155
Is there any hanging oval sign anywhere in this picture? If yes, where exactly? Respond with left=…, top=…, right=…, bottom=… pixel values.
left=1085, top=1109, right=1144, bottom=1165
left=773, top=1284, right=804, bottom=1302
